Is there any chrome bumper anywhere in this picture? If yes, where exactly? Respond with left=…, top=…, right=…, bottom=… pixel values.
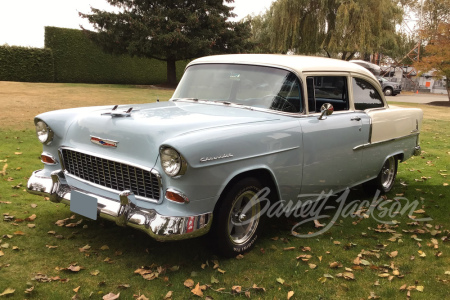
left=27, top=170, right=212, bottom=241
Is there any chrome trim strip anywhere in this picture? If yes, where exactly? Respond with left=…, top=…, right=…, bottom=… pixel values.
left=41, top=152, right=58, bottom=165
left=26, top=170, right=211, bottom=241
left=58, top=147, right=163, bottom=203
left=353, top=132, right=420, bottom=151
left=90, top=136, right=119, bottom=148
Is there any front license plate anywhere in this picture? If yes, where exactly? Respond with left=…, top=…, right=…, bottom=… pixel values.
left=70, top=190, right=98, bottom=220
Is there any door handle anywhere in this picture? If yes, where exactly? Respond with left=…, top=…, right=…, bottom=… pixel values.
left=351, top=117, right=361, bottom=121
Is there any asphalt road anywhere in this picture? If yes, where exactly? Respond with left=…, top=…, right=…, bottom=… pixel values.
left=386, top=92, right=448, bottom=104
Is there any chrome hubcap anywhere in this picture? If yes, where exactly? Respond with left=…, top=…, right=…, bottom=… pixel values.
left=228, top=190, right=260, bottom=245
left=380, top=157, right=395, bottom=189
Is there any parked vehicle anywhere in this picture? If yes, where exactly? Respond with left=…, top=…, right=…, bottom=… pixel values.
left=27, top=54, right=422, bottom=257
left=377, top=76, right=402, bottom=96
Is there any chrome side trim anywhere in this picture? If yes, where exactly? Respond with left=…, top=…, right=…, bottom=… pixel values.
left=26, top=170, right=212, bottom=241
left=353, top=132, right=420, bottom=151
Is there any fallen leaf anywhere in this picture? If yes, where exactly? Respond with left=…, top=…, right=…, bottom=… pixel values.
left=103, top=292, right=120, bottom=300
left=0, top=288, right=15, bottom=296
left=329, top=261, right=340, bottom=268
left=27, top=224, right=36, bottom=228
left=217, top=268, right=226, bottom=274
left=90, top=270, right=100, bottom=276
left=416, top=286, right=424, bottom=292
left=46, top=245, right=58, bottom=249
left=25, top=214, right=37, bottom=221
left=343, top=272, right=355, bottom=280
left=191, top=283, right=205, bottom=297
left=333, top=241, right=341, bottom=245
left=231, top=285, right=241, bottom=294
left=211, top=276, right=219, bottom=284
left=287, top=291, right=294, bottom=299
left=13, top=230, right=25, bottom=236
left=389, top=251, right=398, bottom=258
left=163, top=291, right=173, bottom=299
left=100, top=245, right=109, bottom=250
left=236, top=254, right=244, bottom=260
left=73, top=286, right=80, bottom=293
left=68, top=265, right=81, bottom=272
left=79, top=245, right=91, bottom=252
left=309, top=264, right=317, bottom=269
left=184, top=279, right=194, bottom=288
left=117, top=284, right=130, bottom=289
left=276, top=277, right=285, bottom=284
left=314, top=219, right=325, bottom=228
left=24, top=286, right=34, bottom=294
left=284, top=247, right=296, bottom=251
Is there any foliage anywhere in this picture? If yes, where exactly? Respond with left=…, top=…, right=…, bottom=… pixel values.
left=79, top=0, right=253, bottom=86
left=416, top=22, right=450, bottom=100
left=412, top=0, right=450, bottom=42
left=0, top=45, right=54, bottom=82
left=45, top=26, right=186, bottom=85
left=248, top=0, right=405, bottom=60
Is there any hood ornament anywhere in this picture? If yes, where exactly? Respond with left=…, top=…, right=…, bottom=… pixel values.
left=102, top=105, right=133, bottom=117
left=90, top=136, right=119, bottom=148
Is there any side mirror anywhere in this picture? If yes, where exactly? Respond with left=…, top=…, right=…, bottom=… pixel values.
left=318, top=103, right=334, bottom=120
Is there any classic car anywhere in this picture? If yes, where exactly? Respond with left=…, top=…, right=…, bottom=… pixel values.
left=27, top=54, right=422, bottom=257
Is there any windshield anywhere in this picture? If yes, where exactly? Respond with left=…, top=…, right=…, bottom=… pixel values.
left=173, top=64, right=303, bottom=113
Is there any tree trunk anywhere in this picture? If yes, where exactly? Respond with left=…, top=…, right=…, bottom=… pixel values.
left=447, top=87, right=450, bottom=102
left=166, top=59, right=177, bottom=87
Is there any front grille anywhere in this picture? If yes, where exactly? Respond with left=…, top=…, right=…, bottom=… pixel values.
left=61, top=149, right=160, bottom=201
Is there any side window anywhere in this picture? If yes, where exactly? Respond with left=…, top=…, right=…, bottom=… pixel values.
left=352, top=78, right=384, bottom=110
left=306, top=76, right=349, bottom=112
left=269, top=73, right=303, bottom=113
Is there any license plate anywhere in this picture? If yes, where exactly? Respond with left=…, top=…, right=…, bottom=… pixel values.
left=70, top=190, right=98, bottom=220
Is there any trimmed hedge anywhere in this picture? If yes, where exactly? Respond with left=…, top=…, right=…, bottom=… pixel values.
left=0, top=45, right=54, bottom=82
left=45, top=27, right=186, bottom=84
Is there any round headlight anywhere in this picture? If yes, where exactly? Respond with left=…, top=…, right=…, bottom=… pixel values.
left=160, top=147, right=186, bottom=177
left=35, top=120, right=54, bottom=144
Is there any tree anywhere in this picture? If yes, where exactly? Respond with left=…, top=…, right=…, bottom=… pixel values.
left=416, top=22, right=450, bottom=100
left=248, top=0, right=405, bottom=60
left=80, top=0, right=253, bottom=86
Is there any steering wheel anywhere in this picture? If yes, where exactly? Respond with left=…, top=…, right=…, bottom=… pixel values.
left=263, top=95, right=297, bottom=113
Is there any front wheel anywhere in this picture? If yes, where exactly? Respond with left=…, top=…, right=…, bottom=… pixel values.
left=384, top=87, right=393, bottom=96
left=363, top=156, right=398, bottom=194
left=210, top=178, right=265, bottom=257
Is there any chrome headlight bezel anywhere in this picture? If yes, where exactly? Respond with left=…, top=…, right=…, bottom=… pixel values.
left=35, top=119, right=54, bottom=145
left=159, top=146, right=187, bottom=177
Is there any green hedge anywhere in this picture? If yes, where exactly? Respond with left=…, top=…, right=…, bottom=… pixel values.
left=45, top=27, right=186, bottom=84
left=0, top=45, right=54, bottom=82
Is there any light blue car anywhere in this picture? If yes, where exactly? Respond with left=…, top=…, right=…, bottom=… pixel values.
left=27, top=54, right=422, bottom=257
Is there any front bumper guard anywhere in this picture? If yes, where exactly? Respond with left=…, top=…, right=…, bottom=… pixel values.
left=27, top=170, right=212, bottom=241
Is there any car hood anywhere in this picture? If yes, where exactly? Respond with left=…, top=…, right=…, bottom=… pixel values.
left=62, top=101, right=279, bottom=169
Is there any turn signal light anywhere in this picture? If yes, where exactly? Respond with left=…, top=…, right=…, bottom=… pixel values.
left=165, top=189, right=189, bottom=204
left=41, top=154, right=56, bottom=165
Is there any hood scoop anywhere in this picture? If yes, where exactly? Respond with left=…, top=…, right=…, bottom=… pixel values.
left=101, top=105, right=135, bottom=117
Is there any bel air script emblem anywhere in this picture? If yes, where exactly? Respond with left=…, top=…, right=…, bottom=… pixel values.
left=200, top=153, right=233, bottom=162
left=90, top=136, right=118, bottom=148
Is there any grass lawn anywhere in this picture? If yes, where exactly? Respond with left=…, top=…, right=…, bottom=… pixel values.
left=0, top=82, right=449, bottom=299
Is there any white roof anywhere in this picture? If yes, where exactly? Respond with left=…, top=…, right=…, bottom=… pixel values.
left=188, top=54, right=375, bottom=79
